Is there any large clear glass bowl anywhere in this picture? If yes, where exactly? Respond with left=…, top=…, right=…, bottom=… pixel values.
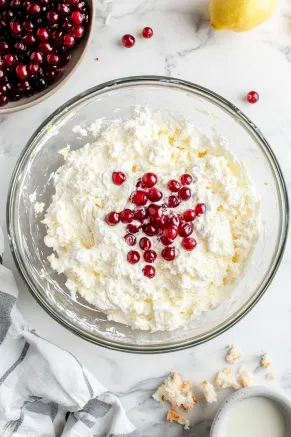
left=7, top=76, right=289, bottom=353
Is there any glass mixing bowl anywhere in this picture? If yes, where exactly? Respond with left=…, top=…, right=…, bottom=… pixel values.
left=7, top=76, right=289, bottom=353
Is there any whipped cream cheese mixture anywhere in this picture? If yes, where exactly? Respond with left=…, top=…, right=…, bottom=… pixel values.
left=43, top=107, right=259, bottom=331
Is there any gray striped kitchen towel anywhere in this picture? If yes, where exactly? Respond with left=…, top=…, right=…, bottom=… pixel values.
left=0, top=227, right=139, bottom=437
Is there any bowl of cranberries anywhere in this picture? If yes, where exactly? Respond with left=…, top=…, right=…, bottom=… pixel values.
left=0, top=0, right=94, bottom=113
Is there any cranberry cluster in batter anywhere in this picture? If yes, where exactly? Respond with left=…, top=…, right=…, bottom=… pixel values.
left=105, top=171, right=206, bottom=279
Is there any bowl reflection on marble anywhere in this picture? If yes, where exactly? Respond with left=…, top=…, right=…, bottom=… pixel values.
left=7, top=76, right=288, bottom=353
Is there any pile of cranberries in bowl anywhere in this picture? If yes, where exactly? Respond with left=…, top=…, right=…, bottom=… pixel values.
left=105, top=171, right=207, bottom=279
left=0, top=0, right=90, bottom=107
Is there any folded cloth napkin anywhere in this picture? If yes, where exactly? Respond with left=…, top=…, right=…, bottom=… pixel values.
left=0, top=227, right=139, bottom=437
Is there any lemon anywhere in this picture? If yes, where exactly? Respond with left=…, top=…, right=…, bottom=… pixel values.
left=209, top=0, right=278, bottom=32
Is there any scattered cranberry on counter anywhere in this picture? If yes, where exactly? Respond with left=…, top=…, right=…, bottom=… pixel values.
left=122, top=34, right=135, bottom=48
left=142, top=26, right=153, bottom=39
left=0, top=0, right=90, bottom=107
left=247, top=91, right=259, bottom=104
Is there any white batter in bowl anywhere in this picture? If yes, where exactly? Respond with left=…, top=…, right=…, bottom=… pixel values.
left=43, top=106, right=259, bottom=331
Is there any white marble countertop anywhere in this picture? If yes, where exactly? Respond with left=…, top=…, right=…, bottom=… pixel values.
left=1, top=0, right=291, bottom=435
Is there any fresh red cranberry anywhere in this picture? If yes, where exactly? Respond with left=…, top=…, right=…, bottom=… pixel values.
left=23, top=20, right=34, bottom=32
left=23, top=34, right=36, bottom=46
left=72, top=24, right=84, bottom=38
left=47, top=10, right=59, bottom=24
left=148, top=187, right=163, bottom=202
left=136, top=179, right=143, bottom=188
left=15, top=63, right=28, bottom=80
left=39, top=42, right=53, bottom=53
left=183, top=209, right=196, bottom=222
left=127, top=223, right=140, bottom=234
left=30, top=51, right=44, bottom=63
left=46, top=53, right=60, bottom=66
left=181, top=173, right=193, bottom=185
left=142, top=265, right=155, bottom=278
left=10, top=0, right=20, bottom=7
left=9, top=21, right=21, bottom=35
left=63, top=34, right=75, bottom=47
left=3, top=53, right=15, bottom=67
left=17, top=80, right=31, bottom=92
left=37, top=27, right=50, bottom=41
left=147, top=203, right=162, bottom=221
left=161, top=246, right=175, bottom=261
left=27, top=3, right=41, bottom=15
left=28, top=62, right=40, bottom=76
left=163, top=226, right=178, bottom=240
left=0, top=95, right=8, bottom=106
left=58, top=3, right=71, bottom=15
left=112, top=171, right=126, bottom=185
left=142, top=26, right=153, bottom=38
left=134, top=207, right=147, bottom=221
left=124, top=234, right=136, bottom=246
left=168, top=195, right=180, bottom=208
left=0, top=83, right=8, bottom=94
left=127, top=250, right=140, bottom=264
left=14, top=42, right=26, bottom=52
left=182, top=237, right=197, bottom=251
left=144, top=249, right=157, bottom=263
left=167, top=214, right=180, bottom=227
left=71, top=10, right=83, bottom=24
left=132, top=190, right=148, bottom=206
left=0, top=0, right=7, bottom=6
left=119, top=209, right=133, bottom=223
left=105, top=211, right=120, bottom=226
left=0, top=42, right=9, bottom=52
left=168, top=180, right=181, bottom=192
left=139, top=237, right=151, bottom=251
left=179, top=186, right=191, bottom=201
left=195, top=203, right=206, bottom=216
left=122, top=34, right=135, bottom=48
left=178, top=223, right=193, bottom=237
left=156, top=216, right=167, bottom=230
left=142, top=172, right=158, bottom=188
left=160, top=236, right=173, bottom=246
left=3, top=10, right=13, bottom=21
left=247, top=91, right=259, bottom=104
left=143, top=223, right=158, bottom=236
